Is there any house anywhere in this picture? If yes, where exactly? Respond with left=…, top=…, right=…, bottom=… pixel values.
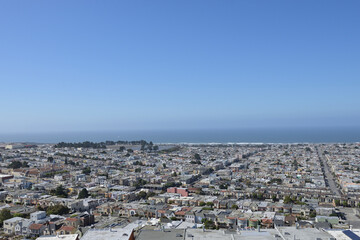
left=285, top=215, right=296, bottom=226
left=14, top=218, right=33, bottom=235
left=57, top=225, right=76, bottom=235
left=36, top=234, right=79, bottom=240
left=316, top=205, right=335, bottom=216
left=3, top=217, right=24, bottom=235
left=167, top=187, right=189, bottom=197
left=185, top=212, right=196, bottom=223
left=65, top=218, right=81, bottom=228
left=237, top=218, right=248, bottom=228
left=81, top=222, right=136, bottom=240
left=78, top=212, right=95, bottom=227
left=30, top=211, right=47, bottom=223
left=315, top=216, right=339, bottom=225
left=42, top=222, right=60, bottom=236
left=273, top=215, right=285, bottom=227
left=29, top=223, right=46, bottom=237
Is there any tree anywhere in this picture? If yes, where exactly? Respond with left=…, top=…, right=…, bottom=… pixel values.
left=47, top=156, right=54, bottom=163
left=231, top=204, right=238, bottom=209
left=137, top=191, right=147, bottom=200
left=50, top=185, right=68, bottom=198
left=206, top=202, right=214, bottom=207
left=283, top=196, right=293, bottom=204
left=309, top=210, right=317, bottom=218
left=82, top=167, right=91, bottom=175
left=78, top=188, right=89, bottom=199
left=194, top=153, right=201, bottom=160
left=190, top=160, right=201, bottom=164
left=163, top=163, right=166, bottom=168
left=46, top=205, right=70, bottom=215
left=201, top=219, right=216, bottom=229
left=219, top=184, right=228, bottom=189
left=134, top=179, right=147, bottom=189
left=135, top=168, right=141, bottom=173
left=0, top=209, right=12, bottom=226
left=8, top=160, right=28, bottom=169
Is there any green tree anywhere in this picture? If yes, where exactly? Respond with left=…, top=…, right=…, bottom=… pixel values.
left=78, top=188, right=89, bottom=199
left=201, top=219, right=216, bottom=229
left=135, top=168, right=141, bottom=173
left=8, top=160, right=28, bottom=169
left=309, top=210, right=317, bottom=218
left=46, top=205, right=70, bottom=215
left=206, top=202, right=214, bottom=207
left=194, top=153, right=201, bottom=160
left=47, top=157, right=54, bottom=163
left=283, top=195, right=293, bottom=204
left=82, top=167, right=91, bottom=175
left=137, top=191, right=147, bottom=199
left=219, top=184, right=228, bottom=189
left=0, top=209, right=12, bottom=227
left=50, top=185, right=68, bottom=198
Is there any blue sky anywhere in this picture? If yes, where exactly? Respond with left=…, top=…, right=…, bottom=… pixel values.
left=0, top=1, right=359, bottom=133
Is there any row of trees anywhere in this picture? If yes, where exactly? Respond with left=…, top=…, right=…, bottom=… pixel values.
left=54, top=141, right=107, bottom=149
left=49, top=185, right=90, bottom=199
left=8, top=160, right=29, bottom=169
left=55, top=140, right=156, bottom=149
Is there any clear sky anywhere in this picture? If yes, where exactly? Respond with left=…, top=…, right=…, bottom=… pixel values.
left=0, top=1, right=359, bottom=133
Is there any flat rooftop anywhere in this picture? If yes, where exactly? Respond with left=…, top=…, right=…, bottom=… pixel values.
left=81, top=223, right=136, bottom=240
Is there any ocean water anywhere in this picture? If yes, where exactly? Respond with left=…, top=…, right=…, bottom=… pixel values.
left=0, top=127, right=359, bottom=144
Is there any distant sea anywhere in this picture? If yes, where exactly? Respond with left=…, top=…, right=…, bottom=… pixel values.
left=0, top=127, right=360, bottom=144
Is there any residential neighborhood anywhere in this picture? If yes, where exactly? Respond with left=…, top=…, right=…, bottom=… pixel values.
left=1, top=141, right=360, bottom=239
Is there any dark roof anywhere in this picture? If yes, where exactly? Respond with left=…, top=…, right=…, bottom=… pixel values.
left=343, top=230, right=360, bottom=240
left=314, top=222, right=331, bottom=229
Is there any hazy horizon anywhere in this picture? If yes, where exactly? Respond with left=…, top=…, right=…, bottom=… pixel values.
left=1, top=126, right=360, bottom=144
